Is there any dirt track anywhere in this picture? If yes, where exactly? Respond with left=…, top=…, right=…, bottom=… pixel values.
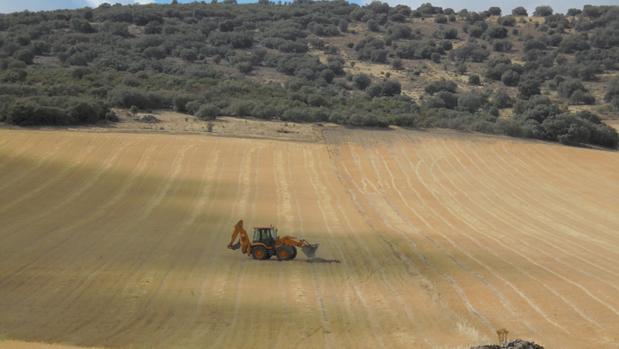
left=0, top=127, right=618, bottom=348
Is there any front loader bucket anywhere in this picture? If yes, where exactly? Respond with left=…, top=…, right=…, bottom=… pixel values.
left=301, top=244, right=319, bottom=258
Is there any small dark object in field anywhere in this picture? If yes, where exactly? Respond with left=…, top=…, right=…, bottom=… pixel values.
left=139, top=115, right=160, bottom=123
left=471, top=339, right=544, bottom=349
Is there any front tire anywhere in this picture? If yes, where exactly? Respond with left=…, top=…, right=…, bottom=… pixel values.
left=252, top=246, right=268, bottom=260
left=276, top=246, right=294, bottom=261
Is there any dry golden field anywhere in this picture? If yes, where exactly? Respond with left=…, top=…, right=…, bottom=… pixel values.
left=0, top=126, right=618, bottom=348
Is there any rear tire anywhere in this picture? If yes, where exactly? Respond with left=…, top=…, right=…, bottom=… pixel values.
left=290, top=246, right=297, bottom=260
left=252, top=246, right=268, bottom=260
left=276, top=246, right=294, bottom=261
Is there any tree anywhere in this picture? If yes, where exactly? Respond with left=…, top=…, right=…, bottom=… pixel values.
left=518, top=78, right=541, bottom=98
left=512, top=7, right=528, bottom=16
left=501, top=70, right=520, bottom=86
left=487, top=7, right=502, bottom=16
left=567, top=8, right=582, bottom=16
left=534, top=6, right=553, bottom=17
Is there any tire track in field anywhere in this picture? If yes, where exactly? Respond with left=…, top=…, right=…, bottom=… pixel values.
left=0, top=134, right=46, bottom=182
left=0, top=136, right=134, bottom=242
left=0, top=138, right=97, bottom=214
left=62, top=142, right=197, bottom=343
left=354, top=134, right=524, bottom=332
left=21, top=139, right=188, bottom=341
left=488, top=142, right=619, bottom=259
left=209, top=144, right=260, bottom=349
left=458, top=140, right=619, bottom=285
left=376, top=136, right=535, bottom=335
left=103, top=144, right=223, bottom=346
left=426, top=138, right=604, bottom=330
left=394, top=133, right=569, bottom=334
left=368, top=138, right=530, bottom=332
left=156, top=140, right=240, bottom=348
left=448, top=139, right=614, bottom=312
left=318, top=143, right=427, bottom=347
left=491, top=141, right=619, bottom=244
left=0, top=136, right=71, bottom=194
left=359, top=138, right=497, bottom=333
left=326, top=133, right=492, bottom=347
left=0, top=140, right=155, bottom=287
left=508, top=141, right=619, bottom=222
left=495, top=141, right=619, bottom=251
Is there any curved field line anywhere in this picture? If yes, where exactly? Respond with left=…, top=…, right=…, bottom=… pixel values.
left=395, top=133, right=570, bottom=334
left=449, top=139, right=619, bottom=284
left=463, top=140, right=619, bottom=280
left=0, top=137, right=136, bottom=240
left=427, top=138, right=604, bottom=329
left=0, top=141, right=156, bottom=285
left=0, top=136, right=73, bottom=193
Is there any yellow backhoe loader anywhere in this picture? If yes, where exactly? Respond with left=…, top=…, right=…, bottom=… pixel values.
left=227, top=220, right=318, bottom=260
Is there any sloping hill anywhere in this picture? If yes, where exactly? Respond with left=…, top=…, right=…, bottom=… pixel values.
left=0, top=128, right=618, bottom=348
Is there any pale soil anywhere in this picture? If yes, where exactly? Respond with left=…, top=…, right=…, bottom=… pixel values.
left=0, top=126, right=618, bottom=348
left=0, top=341, right=99, bottom=349
left=17, top=111, right=324, bottom=143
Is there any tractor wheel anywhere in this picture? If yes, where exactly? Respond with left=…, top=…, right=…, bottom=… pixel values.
left=276, top=246, right=294, bottom=261
left=252, top=246, right=268, bottom=260
left=290, top=246, right=297, bottom=260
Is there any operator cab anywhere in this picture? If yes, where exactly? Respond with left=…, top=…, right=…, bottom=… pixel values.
left=252, top=226, right=277, bottom=247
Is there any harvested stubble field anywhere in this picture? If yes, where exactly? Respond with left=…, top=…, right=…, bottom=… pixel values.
left=0, top=126, right=618, bottom=349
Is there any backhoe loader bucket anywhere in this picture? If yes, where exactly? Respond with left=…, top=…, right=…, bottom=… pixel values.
left=229, top=242, right=241, bottom=250
left=301, top=243, right=319, bottom=258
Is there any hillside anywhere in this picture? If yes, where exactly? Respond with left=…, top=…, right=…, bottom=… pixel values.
left=0, top=2, right=619, bottom=147
left=1, top=127, right=618, bottom=348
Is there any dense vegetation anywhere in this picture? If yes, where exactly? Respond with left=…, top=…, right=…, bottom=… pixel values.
left=0, top=1, right=618, bottom=147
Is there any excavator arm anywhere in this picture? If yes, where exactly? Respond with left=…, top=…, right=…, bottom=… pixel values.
left=228, top=220, right=251, bottom=255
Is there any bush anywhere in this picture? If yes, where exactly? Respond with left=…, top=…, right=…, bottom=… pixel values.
left=382, top=79, right=401, bottom=96
left=569, top=90, right=595, bottom=105
left=443, top=28, right=458, bottom=39
left=485, top=26, right=508, bottom=39
left=450, top=42, right=489, bottom=62
left=367, top=83, right=383, bottom=97
left=457, top=92, right=485, bottom=113
left=518, top=78, right=541, bottom=98
left=196, top=104, right=220, bottom=120
left=604, top=78, right=619, bottom=106
left=367, top=20, right=380, bottom=32
left=468, top=74, right=481, bottom=85
left=425, top=80, right=457, bottom=94
left=353, top=74, right=372, bottom=90
left=493, top=40, right=512, bottom=52
left=493, top=89, right=513, bottom=108
left=498, top=15, right=516, bottom=26
left=434, top=15, right=447, bottom=24
left=557, top=78, right=587, bottom=98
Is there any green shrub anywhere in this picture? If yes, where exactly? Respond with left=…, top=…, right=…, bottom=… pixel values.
left=196, top=104, right=220, bottom=120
